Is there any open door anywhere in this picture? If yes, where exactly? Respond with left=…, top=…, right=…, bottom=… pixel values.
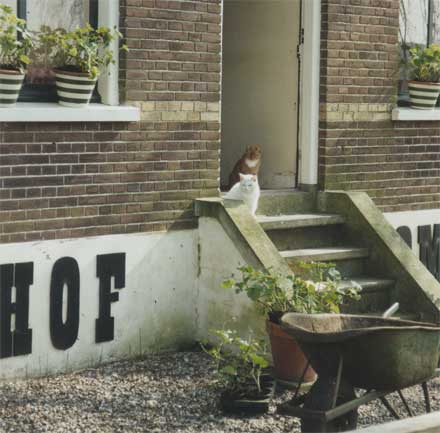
left=221, top=0, right=301, bottom=190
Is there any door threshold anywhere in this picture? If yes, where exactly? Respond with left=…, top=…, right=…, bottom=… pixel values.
left=260, top=188, right=301, bottom=195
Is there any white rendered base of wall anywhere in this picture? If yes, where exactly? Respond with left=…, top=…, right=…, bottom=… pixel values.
left=0, top=231, right=197, bottom=379
left=196, top=217, right=265, bottom=341
left=385, top=209, right=440, bottom=257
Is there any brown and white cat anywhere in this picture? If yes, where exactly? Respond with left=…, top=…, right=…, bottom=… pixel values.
left=228, top=144, right=262, bottom=189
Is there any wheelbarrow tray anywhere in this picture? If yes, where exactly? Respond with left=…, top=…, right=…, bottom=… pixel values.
left=281, top=313, right=440, bottom=391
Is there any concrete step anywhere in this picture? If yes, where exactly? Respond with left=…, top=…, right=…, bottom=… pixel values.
left=340, top=277, right=395, bottom=315
left=280, top=247, right=369, bottom=263
left=256, top=190, right=317, bottom=215
left=257, top=213, right=345, bottom=231
left=265, top=222, right=349, bottom=251
left=339, top=277, right=395, bottom=293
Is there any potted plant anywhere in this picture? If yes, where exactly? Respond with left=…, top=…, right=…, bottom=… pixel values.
left=0, top=5, right=33, bottom=107
left=406, top=44, right=440, bottom=109
left=40, top=25, right=126, bottom=107
left=202, top=329, right=274, bottom=415
left=223, top=263, right=361, bottom=384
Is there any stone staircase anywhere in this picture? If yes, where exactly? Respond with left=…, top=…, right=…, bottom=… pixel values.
left=195, top=190, right=440, bottom=325
left=256, top=211, right=399, bottom=317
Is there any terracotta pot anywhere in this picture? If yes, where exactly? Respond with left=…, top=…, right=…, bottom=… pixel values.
left=267, top=319, right=316, bottom=383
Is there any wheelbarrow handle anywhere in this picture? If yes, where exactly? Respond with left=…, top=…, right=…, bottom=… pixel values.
left=382, top=302, right=400, bottom=318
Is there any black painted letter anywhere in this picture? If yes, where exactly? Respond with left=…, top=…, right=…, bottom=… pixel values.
left=0, top=262, right=33, bottom=358
left=397, top=226, right=412, bottom=248
left=50, top=257, right=80, bottom=350
left=418, top=225, right=440, bottom=280
left=95, top=253, right=126, bottom=343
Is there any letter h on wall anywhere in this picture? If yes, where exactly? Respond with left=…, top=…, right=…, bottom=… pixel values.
left=0, top=262, right=33, bottom=358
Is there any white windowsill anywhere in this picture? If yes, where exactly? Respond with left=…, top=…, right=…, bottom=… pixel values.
left=392, top=106, right=440, bottom=121
left=0, top=103, right=140, bottom=123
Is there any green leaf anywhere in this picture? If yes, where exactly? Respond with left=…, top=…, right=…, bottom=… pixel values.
left=220, top=365, right=237, bottom=376
left=19, top=54, right=30, bottom=64
left=250, top=354, right=269, bottom=367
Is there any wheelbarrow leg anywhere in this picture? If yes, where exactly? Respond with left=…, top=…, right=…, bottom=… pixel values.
left=421, top=382, right=431, bottom=413
left=301, top=355, right=358, bottom=432
left=379, top=396, right=400, bottom=420
left=332, top=354, right=343, bottom=409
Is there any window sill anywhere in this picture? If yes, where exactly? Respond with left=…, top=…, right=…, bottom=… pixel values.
left=392, top=106, right=440, bottom=121
left=0, top=103, right=140, bottom=123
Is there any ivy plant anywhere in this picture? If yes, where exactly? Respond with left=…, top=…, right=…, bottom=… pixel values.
left=202, top=329, right=269, bottom=395
left=40, top=24, right=127, bottom=80
left=222, top=263, right=362, bottom=322
left=0, top=5, right=33, bottom=73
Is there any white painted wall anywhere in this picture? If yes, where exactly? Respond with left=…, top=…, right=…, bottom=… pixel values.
left=0, top=222, right=264, bottom=379
left=5, top=208, right=440, bottom=379
left=0, top=231, right=198, bottom=379
left=385, top=209, right=440, bottom=257
left=197, top=217, right=265, bottom=340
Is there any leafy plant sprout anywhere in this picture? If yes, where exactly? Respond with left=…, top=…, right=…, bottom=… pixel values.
left=0, top=5, right=34, bottom=73
left=201, top=329, right=269, bottom=395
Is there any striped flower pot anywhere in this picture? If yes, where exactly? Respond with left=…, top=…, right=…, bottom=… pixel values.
left=0, top=69, right=24, bottom=107
left=408, top=80, right=440, bottom=109
left=54, top=69, right=98, bottom=108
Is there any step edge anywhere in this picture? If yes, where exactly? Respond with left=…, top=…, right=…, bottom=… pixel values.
left=257, top=214, right=345, bottom=230
left=340, top=278, right=395, bottom=292
left=280, top=247, right=369, bottom=261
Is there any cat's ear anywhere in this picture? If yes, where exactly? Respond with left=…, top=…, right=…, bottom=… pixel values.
left=252, top=175, right=257, bottom=182
left=239, top=173, right=244, bottom=181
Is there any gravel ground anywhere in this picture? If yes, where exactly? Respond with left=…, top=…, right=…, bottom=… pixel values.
left=0, top=350, right=438, bottom=432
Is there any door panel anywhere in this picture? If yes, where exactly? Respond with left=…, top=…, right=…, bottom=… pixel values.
left=221, top=0, right=300, bottom=189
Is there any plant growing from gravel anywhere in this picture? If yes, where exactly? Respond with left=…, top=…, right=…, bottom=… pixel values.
left=202, top=329, right=269, bottom=396
left=223, top=262, right=362, bottom=323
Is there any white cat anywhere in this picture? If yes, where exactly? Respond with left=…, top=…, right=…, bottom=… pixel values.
left=224, top=173, right=260, bottom=215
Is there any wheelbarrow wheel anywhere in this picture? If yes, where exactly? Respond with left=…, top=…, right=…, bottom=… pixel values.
left=301, top=377, right=358, bottom=433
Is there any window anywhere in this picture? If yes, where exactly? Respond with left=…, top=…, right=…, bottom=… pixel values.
left=5, top=0, right=99, bottom=102
left=0, top=0, right=139, bottom=122
left=399, top=0, right=440, bottom=106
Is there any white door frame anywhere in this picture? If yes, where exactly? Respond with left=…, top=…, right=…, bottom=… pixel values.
left=298, top=0, right=321, bottom=189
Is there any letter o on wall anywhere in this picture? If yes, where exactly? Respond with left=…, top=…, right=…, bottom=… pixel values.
left=50, top=257, right=80, bottom=350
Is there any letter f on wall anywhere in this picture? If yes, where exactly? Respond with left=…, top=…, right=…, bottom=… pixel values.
left=95, top=253, right=126, bottom=343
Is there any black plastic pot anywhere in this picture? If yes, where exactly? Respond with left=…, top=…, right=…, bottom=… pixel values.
left=219, top=374, right=275, bottom=415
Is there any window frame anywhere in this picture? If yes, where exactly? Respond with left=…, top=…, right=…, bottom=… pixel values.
left=0, top=0, right=137, bottom=122
left=398, top=0, right=435, bottom=107
left=16, top=0, right=101, bottom=103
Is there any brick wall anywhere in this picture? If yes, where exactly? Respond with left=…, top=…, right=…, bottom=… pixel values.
left=0, top=0, right=221, bottom=244
left=319, top=0, right=440, bottom=212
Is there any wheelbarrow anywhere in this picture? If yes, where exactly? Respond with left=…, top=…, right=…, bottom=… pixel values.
left=278, top=306, right=440, bottom=432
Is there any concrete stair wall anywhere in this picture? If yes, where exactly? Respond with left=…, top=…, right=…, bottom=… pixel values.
left=195, top=190, right=440, bottom=325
